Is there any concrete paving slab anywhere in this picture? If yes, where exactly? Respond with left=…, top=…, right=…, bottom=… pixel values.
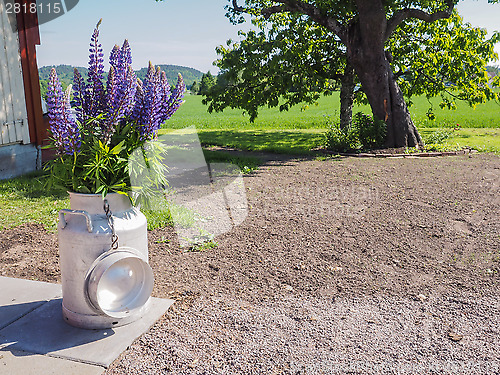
left=0, top=297, right=174, bottom=368
left=0, top=277, right=62, bottom=330
left=0, top=349, right=104, bottom=375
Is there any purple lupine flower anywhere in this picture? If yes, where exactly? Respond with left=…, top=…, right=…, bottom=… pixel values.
left=72, top=68, right=88, bottom=124
left=136, top=62, right=163, bottom=139
left=160, top=71, right=171, bottom=95
left=162, top=73, right=185, bottom=122
left=118, top=40, right=132, bottom=71
left=101, top=65, right=119, bottom=143
left=63, top=84, right=72, bottom=106
left=103, top=40, right=137, bottom=143
left=87, top=19, right=106, bottom=119
left=132, top=78, right=144, bottom=122
left=62, top=85, right=82, bottom=152
left=109, top=44, right=120, bottom=68
left=109, top=40, right=132, bottom=87
left=47, top=68, right=81, bottom=155
left=108, top=41, right=137, bottom=116
left=46, top=69, right=65, bottom=151
left=110, top=41, right=130, bottom=79
left=106, top=66, right=118, bottom=107
left=104, top=65, right=137, bottom=142
left=112, top=42, right=137, bottom=119
left=159, top=71, right=171, bottom=118
left=131, top=78, right=146, bottom=134
left=120, top=66, right=137, bottom=117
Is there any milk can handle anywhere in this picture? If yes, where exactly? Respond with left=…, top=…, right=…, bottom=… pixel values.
left=59, top=209, right=94, bottom=233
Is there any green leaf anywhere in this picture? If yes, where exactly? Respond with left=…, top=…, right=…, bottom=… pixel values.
left=110, top=140, right=125, bottom=155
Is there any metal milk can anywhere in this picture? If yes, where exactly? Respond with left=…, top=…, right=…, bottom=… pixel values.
left=58, top=192, right=154, bottom=329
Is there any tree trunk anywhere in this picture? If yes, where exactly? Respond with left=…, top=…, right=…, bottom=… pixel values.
left=348, top=0, right=423, bottom=148
left=350, top=54, right=422, bottom=148
left=339, top=60, right=355, bottom=130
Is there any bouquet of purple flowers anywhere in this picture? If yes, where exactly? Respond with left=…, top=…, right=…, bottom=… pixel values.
left=45, top=20, right=184, bottom=198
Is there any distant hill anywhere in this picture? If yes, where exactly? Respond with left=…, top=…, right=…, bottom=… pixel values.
left=135, top=65, right=204, bottom=87
left=38, top=65, right=88, bottom=82
left=38, top=64, right=204, bottom=89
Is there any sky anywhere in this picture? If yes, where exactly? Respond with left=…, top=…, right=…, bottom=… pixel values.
left=35, top=0, right=500, bottom=73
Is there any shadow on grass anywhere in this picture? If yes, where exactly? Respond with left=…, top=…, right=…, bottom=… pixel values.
left=198, top=129, right=325, bottom=155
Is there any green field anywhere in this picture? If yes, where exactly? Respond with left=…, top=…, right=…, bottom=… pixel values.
left=166, top=94, right=500, bottom=129
left=161, top=94, right=500, bottom=154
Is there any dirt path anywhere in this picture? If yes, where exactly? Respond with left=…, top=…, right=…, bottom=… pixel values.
left=1, top=153, right=499, bottom=374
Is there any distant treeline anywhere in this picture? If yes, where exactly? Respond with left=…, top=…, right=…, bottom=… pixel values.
left=39, top=64, right=497, bottom=102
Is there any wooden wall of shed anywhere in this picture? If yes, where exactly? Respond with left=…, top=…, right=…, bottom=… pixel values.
left=0, top=1, right=30, bottom=146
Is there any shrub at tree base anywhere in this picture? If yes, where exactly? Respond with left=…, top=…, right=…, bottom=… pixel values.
left=355, top=113, right=387, bottom=150
left=325, top=112, right=387, bottom=152
left=325, top=121, right=359, bottom=153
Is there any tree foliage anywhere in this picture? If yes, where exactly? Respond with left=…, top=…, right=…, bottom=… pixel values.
left=390, top=12, right=499, bottom=115
left=190, top=80, right=200, bottom=94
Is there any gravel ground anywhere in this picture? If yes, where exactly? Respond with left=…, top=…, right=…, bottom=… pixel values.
left=1, top=153, right=499, bottom=374
left=108, top=294, right=500, bottom=375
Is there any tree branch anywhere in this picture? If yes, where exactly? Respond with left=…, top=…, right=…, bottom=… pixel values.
left=273, top=0, right=346, bottom=42
left=261, top=5, right=288, bottom=18
left=231, top=0, right=248, bottom=13
left=231, top=0, right=346, bottom=44
left=385, top=0, right=455, bottom=41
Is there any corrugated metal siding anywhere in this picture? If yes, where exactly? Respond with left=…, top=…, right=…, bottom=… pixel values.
left=0, top=2, right=30, bottom=146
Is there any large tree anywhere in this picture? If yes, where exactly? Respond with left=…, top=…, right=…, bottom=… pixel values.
left=207, top=0, right=499, bottom=148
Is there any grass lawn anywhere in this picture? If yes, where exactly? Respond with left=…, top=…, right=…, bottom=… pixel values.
left=419, top=128, right=500, bottom=153
left=446, top=128, right=500, bottom=153
left=162, top=95, right=500, bottom=154
left=0, top=172, right=69, bottom=231
left=158, top=127, right=325, bottom=154
left=195, top=127, right=500, bottom=155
